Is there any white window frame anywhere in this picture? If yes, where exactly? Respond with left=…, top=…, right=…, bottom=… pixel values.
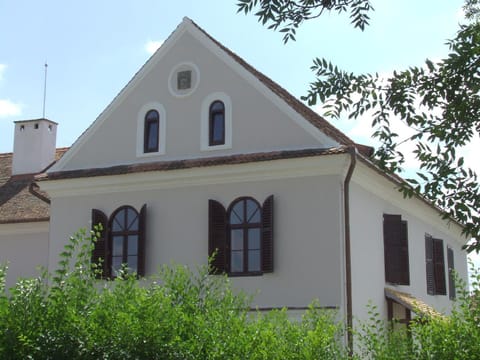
left=136, top=102, right=166, bottom=157
left=201, top=92, right=232, bottom=151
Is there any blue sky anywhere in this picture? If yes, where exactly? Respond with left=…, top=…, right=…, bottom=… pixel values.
left=1, top=1, right=479, bottom=274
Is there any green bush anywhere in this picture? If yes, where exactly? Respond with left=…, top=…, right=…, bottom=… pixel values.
left=3, top=228, right=480, bottom=359
left=354, top=264, right=480, bottom=360
left=0, top=229, right=346, bottom=359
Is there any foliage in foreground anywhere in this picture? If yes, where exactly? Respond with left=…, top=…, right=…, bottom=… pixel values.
left=0, top=229, right=344, bottom=359
left=2, top=229, right=480, bottom=359
left=354, top=265, right=480, bottom=360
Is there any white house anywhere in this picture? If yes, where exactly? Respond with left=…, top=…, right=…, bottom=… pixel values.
left=0, top=18, right=468, bottom=344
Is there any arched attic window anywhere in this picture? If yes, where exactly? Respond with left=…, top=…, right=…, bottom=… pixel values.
left=209, top=100, right=225, bottom=146
left=144, top=109, right=159, bottom=153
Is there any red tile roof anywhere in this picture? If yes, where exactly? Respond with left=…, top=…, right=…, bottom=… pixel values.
left=0, top=148, right=68, bottom=224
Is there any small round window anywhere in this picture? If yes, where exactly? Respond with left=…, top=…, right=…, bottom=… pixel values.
left=168, top=62, right=200, bottom=98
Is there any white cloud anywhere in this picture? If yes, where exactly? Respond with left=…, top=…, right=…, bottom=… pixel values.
left=144, top=40, right=164, bottom=55
left=0, top=99, right=22, bottom=118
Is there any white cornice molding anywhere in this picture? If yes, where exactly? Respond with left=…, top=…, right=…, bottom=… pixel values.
left=40, top=154, right=350, bottom=198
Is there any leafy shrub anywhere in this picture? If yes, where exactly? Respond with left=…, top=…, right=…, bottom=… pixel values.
left=3, top=228, right=480, bottom=359
left=0, top=229, right=345, bottom=359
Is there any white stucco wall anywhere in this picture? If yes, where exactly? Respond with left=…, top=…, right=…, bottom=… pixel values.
left=44, top=157, right=347, bottom=310
left=349, top=161, right=469, bottom=324
left=0, top=222, right=50, bottom=288
left=58, top=30, right=327, bottom=172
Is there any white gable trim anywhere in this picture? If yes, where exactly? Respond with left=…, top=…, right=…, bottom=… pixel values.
left=50, top=17, right=337, bottom=172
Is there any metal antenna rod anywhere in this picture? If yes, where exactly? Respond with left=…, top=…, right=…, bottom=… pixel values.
left=42, top=62, right=48, bottom=119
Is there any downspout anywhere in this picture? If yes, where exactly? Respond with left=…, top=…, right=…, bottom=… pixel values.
left=343, top=146, right=356, bottom=354
left=29, top=182, right=50, bottom=204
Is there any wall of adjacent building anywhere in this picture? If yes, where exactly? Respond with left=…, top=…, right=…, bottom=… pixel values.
left=0, top=222, right=50, bottom=288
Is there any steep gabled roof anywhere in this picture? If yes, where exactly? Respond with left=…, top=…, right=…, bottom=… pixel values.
left=0, top=148, right=68, bottom=224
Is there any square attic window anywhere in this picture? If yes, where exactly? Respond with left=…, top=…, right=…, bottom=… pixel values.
left=177, top=70, right=192, bottom=90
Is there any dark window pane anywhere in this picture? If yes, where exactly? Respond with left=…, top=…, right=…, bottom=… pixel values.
left=128, top=255, right=138, bottom=273
left=209, top=101, right=225, bottom=145
left=112, top=256, right=123, bottom=275
left=248, top=229, right=261, bottom=250
left=231, top=251, right=243, bottom=272
left=128, top=235, right=138, bottom=256
left=248, top=250, right=261, bottom=272
left=113, top=236, right=124, bottom=257
left=212, top=115, right=224, bottom=143
left=230, top=201, right=244, bottom=224
left=211, top=101, right=224, bottom=112
left=112, top=209, right=126, bottom=231
left=144, top=110, right=159, bottom=153
left=231, top=230, right=244, bottom=250
left=146, top=109, right=159, bottom=122
left=146, top=121, right=159, bottom=151
left=246, top=200, right=260, bottom=223
left=127, top=208, right=138, bottom=230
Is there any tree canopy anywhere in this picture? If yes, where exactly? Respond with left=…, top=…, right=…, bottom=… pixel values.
left=238, top=0, right=480, bottom=251
left=237, top=0, right=374, bottom=43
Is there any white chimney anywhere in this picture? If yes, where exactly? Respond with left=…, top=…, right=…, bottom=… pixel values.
left=12, top=118, right=58, bottom=175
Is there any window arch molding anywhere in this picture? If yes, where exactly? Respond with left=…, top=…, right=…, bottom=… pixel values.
left=201, top=92, right=232, bottom=151
left=136, top=102, right=166, bottom=157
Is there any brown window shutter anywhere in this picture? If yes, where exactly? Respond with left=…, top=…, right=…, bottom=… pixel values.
left=208, top=200, right=227, bottom=274
left=137, top=204, right=147, bottom=277
left=425, top=235, right=435, bottom=295
left=261, top=195, right=274, bottom=273
left=91, top=208, right=109, bottom=278
left=383, top=214, right=409, bottom=285
left=400, top=221, right=410, bottom=285
left=447, top=247, right=456, bottom=300
left=433, top=238, right=446, bottom=295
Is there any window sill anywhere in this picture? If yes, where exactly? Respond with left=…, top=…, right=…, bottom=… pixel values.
left=136, top=151, right=166, bottom=158
left=201, top=144, right=232, bottom=151
left=227, top=271, right=263, bottom=277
